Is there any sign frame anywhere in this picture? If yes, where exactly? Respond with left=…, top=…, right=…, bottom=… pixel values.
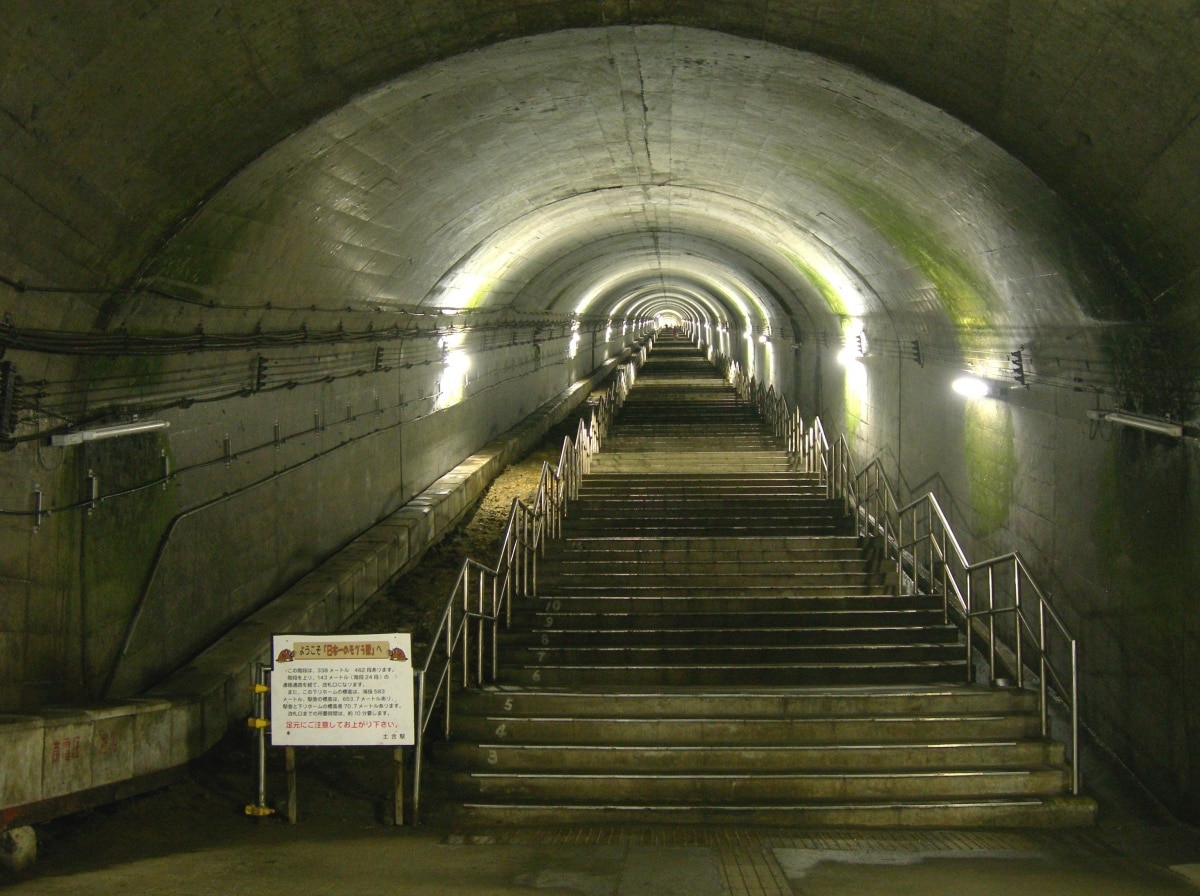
left=270, top=632, right=415, bottom=748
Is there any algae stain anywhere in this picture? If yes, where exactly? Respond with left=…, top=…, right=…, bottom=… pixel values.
left=962, top=399, right=1015, bottom=536
left=823, top=174, right=999, bottom=336
left=146, top=209, right=256, bottom=290
left=785, top=250, right=849, bottom=318
left=81, top=432, right=178, bottom=675
left=1091, top=435, right=1197, bottom=656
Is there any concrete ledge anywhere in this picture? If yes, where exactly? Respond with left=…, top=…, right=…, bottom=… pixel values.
left=0, top=353, right=635, bottom=832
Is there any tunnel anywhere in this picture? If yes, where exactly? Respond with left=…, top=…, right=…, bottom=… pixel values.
left=0, top=2, right=1198, bottom=838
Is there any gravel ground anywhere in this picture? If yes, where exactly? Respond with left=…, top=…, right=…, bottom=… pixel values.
left=343, top=411, right=589, bottom=649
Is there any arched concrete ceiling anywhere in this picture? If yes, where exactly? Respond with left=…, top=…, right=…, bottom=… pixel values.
left=119, top=30, right=1126, bottom=347
left=1, top=3, right=1194, bottom=392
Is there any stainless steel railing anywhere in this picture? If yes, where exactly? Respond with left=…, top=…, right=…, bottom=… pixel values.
left=714, top=349, right=1081, bottom=795
left=411, top=344, right=647, bottom=821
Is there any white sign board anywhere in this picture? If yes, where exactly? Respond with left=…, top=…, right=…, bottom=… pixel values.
left=270, top=632, right=415, bottom=747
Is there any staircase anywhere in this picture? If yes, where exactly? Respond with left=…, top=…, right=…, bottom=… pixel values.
left=432, top=334, right=1094, bottom=827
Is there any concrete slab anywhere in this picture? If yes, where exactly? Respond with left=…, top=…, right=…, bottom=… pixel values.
left=0, top=718, right=44, bottom=807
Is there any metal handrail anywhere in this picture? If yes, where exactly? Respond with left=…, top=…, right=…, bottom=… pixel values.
left=411, top=345, right=646, bottom=821
left=712, top=348, right=1081, bottom=795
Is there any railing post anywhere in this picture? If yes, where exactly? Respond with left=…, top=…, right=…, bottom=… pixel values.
left=1013, top=563, right=1024, bottom=688
left=1070, top=639, right=1080, bottom=795
left=1039, top=601, right=1048, bottom=738
left=491, top=574, right=499, bottom=681
left=987, top=565, right=996, bottom=682
left=413, top=669, right=425, bottom=824
left=476, top=566, right=485, bottom=685
left=940, top=529, right=949, bottom=625
left=459, top=566, right=468, bottom=691
left=964, top=574, right=974, bottom=683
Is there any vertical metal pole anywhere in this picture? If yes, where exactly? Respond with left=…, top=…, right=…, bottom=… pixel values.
left=476, top=566, right=485, bottom=684
left=964, top=575, right=974, bottom=683
left=285, top=746, right=297, bottom=824
left=459, top=566, right=468, bottom=688
left=446, top=603, right=455, bottom=740
left=492, top=575, right=499, bottom=681
left=392, top=747, right=404, bottom=826
left=987, top=566, right=996, bottom=681
left=1039, top=601, right=1049, bottom=738
left=1013, top=565, right=1024, bottom=688
left=939, top=530, right=949, bottom=624
left=255, top=665, right=267, bottom=809
left=413, top=671, right=425, bottom=824
left=1070, top=640, right=1080, bottom=795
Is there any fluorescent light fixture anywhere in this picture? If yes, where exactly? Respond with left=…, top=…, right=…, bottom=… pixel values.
left=1088, top=409, right=1184, bottom=438
left=952, top=376, right=991, bottom=398
left=51, top=419, right=169, bottom=446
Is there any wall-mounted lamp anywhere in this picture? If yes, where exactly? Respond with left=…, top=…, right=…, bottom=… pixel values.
left=836, top=332, right=867, bottom=366
left=1087, top=409, right=1185, bottom=438
left=951, top=376, right=992, bottom=398
left=758, top=333, right=770, bottom=345
left=51, top=419, right=170, bottom=447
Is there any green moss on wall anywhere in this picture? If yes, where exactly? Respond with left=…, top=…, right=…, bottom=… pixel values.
left=80, top=432, right=178, bottom=680
left=1091, top=435, right=1198, bottom=663
left=962, top=399, right=1016, bottom=536
left=784, top=250, right=849, bottom=318
left=146, top=209, right=255, bottom=291
left=824, top=174, right=999, bottom=334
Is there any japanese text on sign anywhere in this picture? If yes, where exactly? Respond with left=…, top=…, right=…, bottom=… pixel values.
left=270, top=632, right=415, bottom=747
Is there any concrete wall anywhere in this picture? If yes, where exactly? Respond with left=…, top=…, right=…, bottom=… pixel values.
left=0, top=324, right=645, bottom=708
left=812, top=325, right=1200, bottom=819
left=0, top=347, right=643, bottom=831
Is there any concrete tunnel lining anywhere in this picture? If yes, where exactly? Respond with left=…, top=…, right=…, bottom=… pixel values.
left=0, top=13, right=1197, bottom=823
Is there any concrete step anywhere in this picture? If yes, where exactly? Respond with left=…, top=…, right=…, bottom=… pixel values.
left=568, top=502, right=840, bottom=517
left=434, top=739, right=1065, bottom=774
left=447, top=766, right=1071, bottom=803
left=548, top=534, right=864, bottom=557
left=501, top=624, right=959, bottom=648
left=519, top=593, right=932, bottom=612
left=538, top=558, right=886, bottom=575
left=535, top=573, right=897, bottom=591
left=451, top=796, right=1097, bottom=828
left=498, top=643, right=964, bottom=668
left=449, top=705, right=1037, bottom=746
left=561, top=521, right=848, bottom=536
left=450, top=684, right=1041, bottom=718
left=580, top=472, right=822, bottom=483
left=498, top=660, right=967, bottom=687
left=512, top=609, right=950, bottom=632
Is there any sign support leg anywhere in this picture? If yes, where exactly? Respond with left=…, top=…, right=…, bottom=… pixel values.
left=285, top=747, right=298, bottom=824
left=393, top=747, right=404, bottom=826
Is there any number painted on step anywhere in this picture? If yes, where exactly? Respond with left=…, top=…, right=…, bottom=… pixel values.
left=540, top=634, right=550, bottom=646
left=486, top=750, right=498, bottom=765
left=494, top=723, right=508, bottom=739
left=537, top=651, right=546, bottom=662
left=543, top=616, right=554, bottom=627
left=503, top=698, right=514, bottom=712
left=551, top=599, right=562, bottom=611
left=531, top=670, right=541, bottom=682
